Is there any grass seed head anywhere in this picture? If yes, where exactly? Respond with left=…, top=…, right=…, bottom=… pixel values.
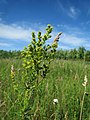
left=82, top=75, right=88, bottom=87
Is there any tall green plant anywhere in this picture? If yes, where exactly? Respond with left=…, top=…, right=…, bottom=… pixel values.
left=21, top=24, right=62, bottom=119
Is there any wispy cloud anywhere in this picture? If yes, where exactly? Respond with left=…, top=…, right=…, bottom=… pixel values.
left=81, top=21, right=90, bottom=26
left=57, top=24, right=84, bottom=36
left=0, top=23, right=36, bottom=40
left=56, top=33, right=90, bottom=50
left=0, top=42, right=12, bottom=47
left=60, top=33, right=86, bottom=46
left=0, top=22, right=51, bottom=49
left=56, top=24, right=90, bottom=49
left=58, top=44, right=72, bottom=50
left=68, top=6, right=80, bottom=19
left=0, top=22, right=90, bottom=50
left=56, top=0, right=66, bottom=13
left=57, top=0, right=80, bottom=19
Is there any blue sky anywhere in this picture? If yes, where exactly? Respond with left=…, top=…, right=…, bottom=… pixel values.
left=0, top=0, right=90, bottom=50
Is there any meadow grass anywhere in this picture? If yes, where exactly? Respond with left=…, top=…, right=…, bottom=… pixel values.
left=0, top=59, right=90, bottom=120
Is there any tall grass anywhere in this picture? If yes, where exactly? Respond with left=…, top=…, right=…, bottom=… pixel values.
left=0, top=59, right=90, bottom=120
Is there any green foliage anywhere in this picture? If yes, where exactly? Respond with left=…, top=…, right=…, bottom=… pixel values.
left=84, top=50, right=90, bottom=61
left=54, top=47, right=90, bottom=60
left=0, top=59, right=90, bottom=120
left=0, top=47, right=90, bottom=61
left=77, top=47, right=86, bottom=59
left=0, top=50, right=21, bottom=59
left=21, top=24, right=60, bottom=118
left=22, top=24, right=56, bottom=81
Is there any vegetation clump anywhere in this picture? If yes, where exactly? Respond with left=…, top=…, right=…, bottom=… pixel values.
left=21, top=24, right=62, bottom=119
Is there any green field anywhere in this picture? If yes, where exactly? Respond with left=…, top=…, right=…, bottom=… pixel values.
left=0, top=59, right=90, bottom=120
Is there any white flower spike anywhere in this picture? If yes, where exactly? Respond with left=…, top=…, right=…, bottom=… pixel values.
left=82, top=75, right=88, bottom=87
left=84, top=75, right=88, bottom=83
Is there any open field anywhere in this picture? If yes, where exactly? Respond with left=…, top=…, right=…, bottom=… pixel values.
left=0, top=59, right=90, bottom=120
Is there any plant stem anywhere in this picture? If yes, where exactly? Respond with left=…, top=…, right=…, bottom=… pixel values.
left=79, top=86, right=86, bottom=120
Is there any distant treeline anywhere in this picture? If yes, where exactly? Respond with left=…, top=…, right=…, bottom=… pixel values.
left=54, top=47, right=90, bottom=61
left=0, top=47, right=90, bottom=61
left=0, top=50, right=21, bottom=59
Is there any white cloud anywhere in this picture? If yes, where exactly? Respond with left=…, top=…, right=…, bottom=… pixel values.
left=58, top=44, right=71, bottom=50
left=58, top=32, right=90, bottom=50
left=0, top=22, right=55, bottom=48
left=56, top=24, right=90, bottom=49
left=60, top=33, right=86, bottom=46
left=84, top=43, right=90, bottom=48
left=0, top=22, right=90, bottom=50
left=56, top=0, right=80, bottom=19
left=0, top=23, right=36, bottom=40
left=57, top=24, right=83, bottom=34
left=68, top=6, right=80, bottom=19
left=70, top=7, right=76, bottom=14
left=0, top=42, right=12, bottom=47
